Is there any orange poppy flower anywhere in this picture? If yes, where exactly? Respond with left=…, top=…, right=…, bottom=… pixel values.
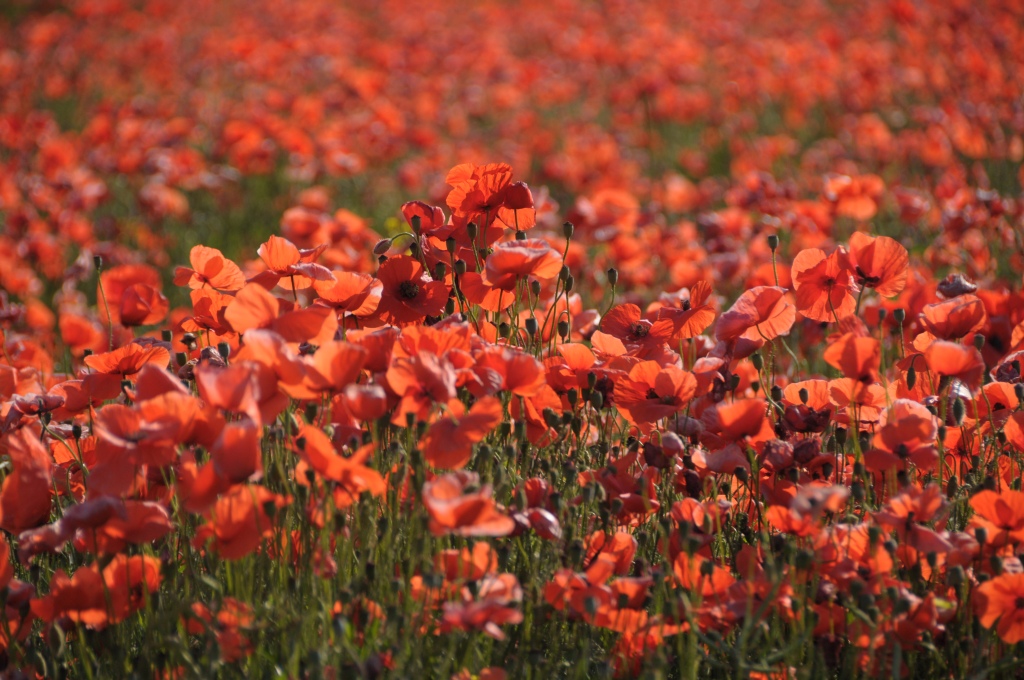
left=481, top=239, right=562, bottom=289
left=97, top=264, right=162, bottom=326
left=968, top=490, right=1024, bottom=549
left=975, top=574, right=1024, bottom=644
left=313, top=271, right=382, bottom=319
left=0, top=429, right=53, bottom=534
left=293, top=425, right=386, bottom=505
left=84, top=341, right=170, bottom=376
left=252, top=235, right=333, bottom=291
left=920, top=295, right=987, bottom=340
left=422, top=396, right=503, bottom=469
left=601, top=304, right=675, bottom=356
left=224, top=283, right=338, bottom=347
left=791, top=247, right=857, bottom=322
left=715, top=286, right=795, bottom=342
left=823, top=332, right=880, bottom=382
left=848, top=232, right=909, bottom=297
left=445, top=162, right=513, bottom=219
left=422, top=471, right=515, bottom=537
left=375, top=256, right=448, bottom=326
left=119, top=283, right=169, bottom=327
left=173, top=245, right=246, bottom=291
left=193, top=484, right=288, bottom=560
left=924, top=341, right=985, bottom=392
left=656, top=280, right=717, bottom=340
left=614, top=362, right=697, bottom=425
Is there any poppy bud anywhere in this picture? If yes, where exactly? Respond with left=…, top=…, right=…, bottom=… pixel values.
left=937, top=425, right=947, bottom=442
left=445, top=298, right=455, bottom=316
left=767, top=234, right=779, bottom=251
left=566, top=389, right=578, bottom=407
left=607, top=268, right=618, bottom=286
left=454, top=259, right=467, bottom=275
left=587, top=372, right=597, bottom=389
left=564, top=275, right=575, bottom=292
left=952, top=397, right=965, bottom=425
left=525, top=317, right=539, bottom=337
left=529, top=279, right=541, bottom=297
left=851, top=481, right=864, bottom=502
left=975, top=526, right=988, bottom=545
left=445, top=237, right=457, bottom=254
left=946, top=475, right=958, bottom=498
left=466, top=222, right=479, bottom=241
left=926, top=551, right=938, bottom=568
left=770, top=385, right=783, bottom=402
left=93, top=255, right=103, bottom=269
left=515, top=230, right=526, bottom=240
left=83, top=348, right=93, bottom=357
left=734, top=466, right=749, bottom=484
left=947, top=565, right=965, bottom=587
left=835, top=427, right=847, bottom=448
left=373, top=239, right=392, bottom=255
left=71, top=423, right=82, bottom=440
left=973, top=334, right=985, bottom=350
left=217, top=342, right=231, bottom=361
left=175, top=352, right=187, bottom=367
left=514, top=420, right=527, bottom=440
left=906, top=365, right=916, bottom=389
left=160, top=329, right=172, bottom=342
left=892, top=308, right=906, bottom=324
left=699, top=560, right=715, bottom=578
left=557, top=319, right=569, bottom=339
left=562, top=221, right=574, bottom=240
left=558, top=265, right=570, bottom=282
left=883, top=539, right=897, bottom=555
left=1015, top=383, right=1024, bottom=402
left=498, top=322, right=511, bottom=339
left=868, top=525, right=881, bottom=547
left=408, top=240, right=421, bottom=258
left=794, top=549, right=813, bottom=570
left=304, top=403, right=317, bottom=423
left=877, top=307, right=887, bottom=322
left=505, top=182, right=534, bottom=210
left=751, top=353, right=764, bottom=371
left=433, top=262, right=446, bottom=281
left=991, top=555, right=1004, bottom=576
left=543, top=408, right=560, bottom=429
left=410, top=215, right=421, bottom=235
left=590, top=391, right=604, bottom=410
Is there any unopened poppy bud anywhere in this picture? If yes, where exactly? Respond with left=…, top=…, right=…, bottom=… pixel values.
left=893, top=308, right=906, bottom=324
left=445, top=237, right=457, bottom=254
left=217, top=342, right=230, bottom=360
left=868, top=526, right=881, bottom=547
left=877, top=307, right=887, bottom=322
left=514, top=420, right=527, bottom=440
left=937, top=425, right=947, bottom=442
left=991, top=555, right=1004, bottom=576
left=587, top=372, right=597, bottom=389
left=466, top=222, right=479, bottom=241
left=590, top=391, right=604, bottom=410
left=767, top=234, right=779, bottom=251
left=515, top=230, right=526, bottom=240
left=973, top=334, right=985, bottom=350
left=835, top=427, right=847, bottom=447
left=946, top=475, right=958, bottom=497
left=795, top=387, right=808, bottom=404
left=445, top=298, right=455, bottom=315
left=607, top=268, right=618, bottom=286
left=408, top=240, right=421, bottom=258
left=1015, top=384, right=1024, bottom=402
left=525, top=317, right=539, bottom=337
left=175, top=352, right=187, bottom=367
left=952, top=397, right=965, bottom=425
left=543, top=408, right=560, bottom=428
left=734, top=466, right=749, bottom=484
left=71, top=423, right=82, bottom=440
left=699, top=560, right=715, bottom=578
left=906, top=365, right=916, bottom=389
left=567, top=388, right=578, bottom=407
left=373, top=239, right=392, bottom=255
left=947, top=565, right=965, bottom=587
left=559, top=265, right=570, bottom=282
left=529, top=279, right=541, bottom=297
left=433, top=262, right=446, bottom=281
left=557, top=319, right=569, bottom=339
left=975, top=526, right=988, bottom=545
left=498, top=322, right=511, bottom=339
left=751, top=353, right=764, bottom=371
left=454, top=259, right=467, bottom=275
left=727, top=374, right=740, bottom=392
left=305, top=402, right=317, bottom=423
left=564, top=275, right=574, bottom=292
left=93, top=255, right=103, bottom=269
left=770, top=385, right=783, bottom=402
left=851, top=481, right=864, bottom=502
left=410, top=215, right=421, bottom=235
left=506, top=181, right=534, bottom=209
left=562, top=221, right=574, bottom=240
left=160, top=329, right=172, bottom=342
left=83, top=348, right=93, bottom=357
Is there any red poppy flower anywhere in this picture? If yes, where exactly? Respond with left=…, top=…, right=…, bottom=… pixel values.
left=791, top=247, right=857, bottom=322
left=848, top=232, right=909, bottom=297
left=375, top=256, right=448, bottom=326
left=422, top=471, right=515, bottom=537
left=173, top=245, right=246, bottom=291
left=975, top=574, right=1024, bottom=644
left=422, top=396, right=503, bottom=469
left=715, top=286, right=795, bottom=342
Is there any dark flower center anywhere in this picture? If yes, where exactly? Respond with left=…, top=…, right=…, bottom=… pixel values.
left=630, top=322, right=649, bottom=339
left=399, top=281, right=420, bottom=299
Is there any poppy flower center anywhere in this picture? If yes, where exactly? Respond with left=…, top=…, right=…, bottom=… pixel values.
left=682, top=300, right=692, bottom=311
left=630, top=322, right=650, bottom=339
left=1017, top=597, right=1024, bottom=610
left=399, top=281, right=421, bottom=299
left=895, top=443, right=909, bottom=459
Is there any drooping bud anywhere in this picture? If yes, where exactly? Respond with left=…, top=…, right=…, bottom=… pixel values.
left=373, top=239, right=392, bottom=255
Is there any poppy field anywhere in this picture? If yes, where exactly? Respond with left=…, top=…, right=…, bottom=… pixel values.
left=3, top=0, right=1024, bottom=677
